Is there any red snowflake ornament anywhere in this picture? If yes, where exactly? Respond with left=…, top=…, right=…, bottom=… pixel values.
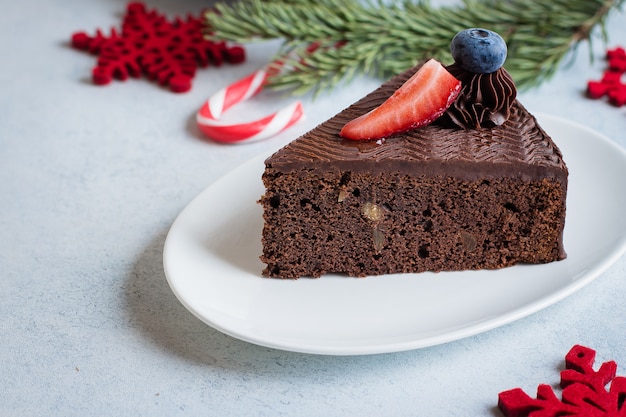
left=608, top=47, right=626, bottom=73
left=498, top=345, right=626, bottom=417
left=71, top=2, right=245, bottom=93
left=587, top=47, right=626, bottom=107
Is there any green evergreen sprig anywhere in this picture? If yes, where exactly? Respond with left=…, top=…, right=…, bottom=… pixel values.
left=206, top=0, right=624, bottom=95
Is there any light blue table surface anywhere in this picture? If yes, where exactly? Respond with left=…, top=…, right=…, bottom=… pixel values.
left=2, top=1, right=625, bottom=415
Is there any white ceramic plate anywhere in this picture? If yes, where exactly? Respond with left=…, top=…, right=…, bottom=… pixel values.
left=164, top=115, right=626, bottom=355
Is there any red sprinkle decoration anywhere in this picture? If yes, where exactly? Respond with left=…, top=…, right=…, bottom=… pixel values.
left=70, top=2, right=245, bottom=93
left=498, top=345, right=626, bottom=417
left=587, top=47, right=626, bottom=107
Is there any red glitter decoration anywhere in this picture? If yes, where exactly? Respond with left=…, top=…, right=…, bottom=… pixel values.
left=498, top=345, right=626, bottom=417
left=587, top=47, right=626, bottom=107
left=70, top=2, right=245, bottom=93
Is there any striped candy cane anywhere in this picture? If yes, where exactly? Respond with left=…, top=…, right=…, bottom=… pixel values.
left=196, top=67, right=304, bottom=144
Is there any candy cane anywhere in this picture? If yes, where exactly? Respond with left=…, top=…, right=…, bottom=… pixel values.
left=196, top=67, right=304, bottom=144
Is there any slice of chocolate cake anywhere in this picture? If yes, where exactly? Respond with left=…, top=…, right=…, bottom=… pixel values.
left=260, top=46, right=567, bottom=279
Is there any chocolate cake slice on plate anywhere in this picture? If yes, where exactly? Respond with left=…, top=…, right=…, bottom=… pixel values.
left=259, top=29, right=567, bottom=278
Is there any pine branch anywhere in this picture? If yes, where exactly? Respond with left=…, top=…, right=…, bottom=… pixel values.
left=206, top=0, right=625, bottom=95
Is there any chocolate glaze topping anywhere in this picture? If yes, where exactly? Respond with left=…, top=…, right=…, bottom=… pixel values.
left=266, top=64, right=567, bottom=186
left=443, top=63, right=517, bottom=129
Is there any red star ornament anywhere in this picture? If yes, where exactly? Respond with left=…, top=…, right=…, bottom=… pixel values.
left=71, top=2, right=245, bottom=93
left=498, top=345, right=626, bottom=417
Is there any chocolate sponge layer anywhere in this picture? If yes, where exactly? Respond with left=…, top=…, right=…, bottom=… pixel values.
left=260, top=170, right=566, bottom=278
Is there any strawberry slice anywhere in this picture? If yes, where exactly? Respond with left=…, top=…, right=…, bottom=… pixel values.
left=340, top=59, right=461, bottom=140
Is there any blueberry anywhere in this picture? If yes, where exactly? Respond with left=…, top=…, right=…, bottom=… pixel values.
left=450, top=28, right=507, bottom=74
